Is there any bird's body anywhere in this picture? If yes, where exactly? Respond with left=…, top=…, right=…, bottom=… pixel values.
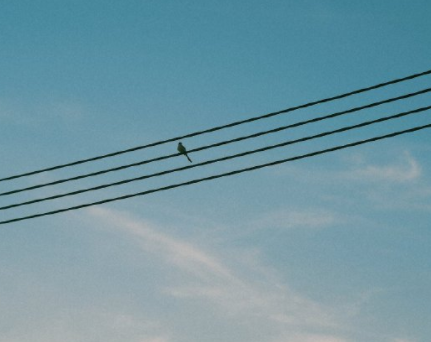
left=177, top=142, right=192, bottom=163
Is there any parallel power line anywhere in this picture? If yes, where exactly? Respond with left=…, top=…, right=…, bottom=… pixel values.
left=1, top=123, right=430, bottom=226
left=1, top=105, right=430, bottom=211
left=1, top=105, right=429, bottom=211
left=2, top=87, right=430, bottom=197
left=1, top=68, right=430, bottom=183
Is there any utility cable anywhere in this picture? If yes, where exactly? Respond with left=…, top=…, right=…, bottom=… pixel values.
left=1, top=123, right=429, bottom=226
left=1, top=105, right=429, bottom=212
left=1, top=68, right=430, bottom=183
left=2, top=87, right=430, bottom=197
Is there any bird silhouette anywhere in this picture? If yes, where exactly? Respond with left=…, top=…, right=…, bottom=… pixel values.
left=177, top=142, right=192, bottom=163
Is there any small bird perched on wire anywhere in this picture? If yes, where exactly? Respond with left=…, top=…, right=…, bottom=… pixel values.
left=177, top=142, right=192, bottom=163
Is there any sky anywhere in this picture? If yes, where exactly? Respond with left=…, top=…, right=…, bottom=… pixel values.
left=0, top=1, right=430, bottom=341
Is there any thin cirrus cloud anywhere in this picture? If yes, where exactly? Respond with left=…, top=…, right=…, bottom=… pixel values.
left=347, top=151, right=421, bottom=183
left=251, top=208, right=340, bottom=232
left=270, top=334, right=348, bottom=342
left=342, top=152, right=431, bottom=211
left=86, top=207, right=343, bottom=340
left=0, top=309, right=167, bottom=342
left=273, top=150, right=422, bottom=185
left=271, top=150, right=430, bottom=212
left=84, top=207, right=421, bottom=342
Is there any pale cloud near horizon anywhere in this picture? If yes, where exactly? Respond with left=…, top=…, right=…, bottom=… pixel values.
left=137, top=337, right=170, bottom=342
left=0, top=309, right=167, bottom=342
left=270, top=334, right=348, bottom=342
left=86, top=207, right=346, bottom=341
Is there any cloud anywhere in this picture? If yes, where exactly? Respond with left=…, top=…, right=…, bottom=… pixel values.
left=86, top=207, right=343, bottom=340
left=252, top=208, right=340, bottom=231
left=0, top=309, right=168, bottom=342
left=274, top=150, right=423, bottom=186
left=272, top=334, right=348, bottom=342
left=273, top=150, right=431, bottom=213
left=345, top=151, right=421, bottom=183
left=338, top=152, right=431, bottom=211
left=88, top=207, right=234, bottom=282
left=138, top=338, right=169, bottom=342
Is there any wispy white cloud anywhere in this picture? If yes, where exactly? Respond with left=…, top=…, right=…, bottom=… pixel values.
left=252, top=207, right=341, bottom=231
left=273, top=150, right=431, bottom=213
left=340, top=152, right=431, bottom=211
left=270, top=334, right=349, bottom=342
left=138, top=338, right=170, bottom=342
left=80, top=196, right=429, bottom=342
left=274, top=150, right=423, bottom=185
left=86, top=207, right=344, bottom=340
left=88, top=207, right=234, bottom=282
left=0, top=309, right=168, bottom=342
left=346, top=151, right=421, bottom=183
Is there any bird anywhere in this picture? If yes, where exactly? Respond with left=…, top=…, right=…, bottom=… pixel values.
left=177, top=142, right=192, bottom=163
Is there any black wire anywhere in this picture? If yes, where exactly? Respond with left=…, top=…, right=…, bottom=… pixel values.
left=2, top=87, right=430, bottom=197
left=1, top=105, right=429, bottom=211
left=1, top=68, right=430, bottom=183
left=1, top=122, right=430, bottom=226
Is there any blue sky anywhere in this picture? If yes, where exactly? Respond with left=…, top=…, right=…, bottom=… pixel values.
left=0, top=1, right=430, bottom=341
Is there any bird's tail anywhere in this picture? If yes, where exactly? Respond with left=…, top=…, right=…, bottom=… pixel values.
left=186, top=154, right=192, bottom=163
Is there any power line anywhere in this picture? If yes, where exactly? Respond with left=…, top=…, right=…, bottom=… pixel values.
left=1, top=122, right=429, bottom=226
left=1, top=105, right=429, bottom=211
left=1, top=68, right=430, bottom=183
left=2, top=87, right=430, bottom=197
